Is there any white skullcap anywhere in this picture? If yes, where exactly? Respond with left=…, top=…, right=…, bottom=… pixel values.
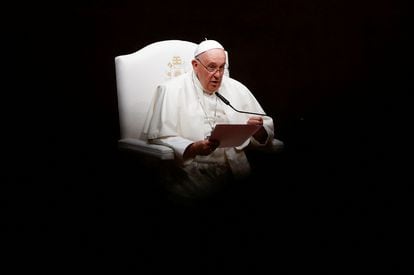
left=194, top=40, right=224, bottom=57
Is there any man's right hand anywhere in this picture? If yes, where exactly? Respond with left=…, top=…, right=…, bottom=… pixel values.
left=183, top=139, right=220, bottom=159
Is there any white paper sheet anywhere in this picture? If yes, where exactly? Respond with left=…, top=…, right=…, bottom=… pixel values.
left=208, top=124, right=261, bottom=148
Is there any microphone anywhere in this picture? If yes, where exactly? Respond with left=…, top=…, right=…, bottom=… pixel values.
left=215, top=92, right=266, bottom=116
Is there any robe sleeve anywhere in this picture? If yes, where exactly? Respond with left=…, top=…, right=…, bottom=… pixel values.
left=142, top=84, right=179, bottom=140
left=142, top=83, right=195, bottom=163
left=226, top=80, right=274, bottom=149
left=151, top=136, right=193, bottom=162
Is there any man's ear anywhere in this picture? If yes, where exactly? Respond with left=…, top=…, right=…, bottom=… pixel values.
left=191, top=59, right=199, bottom=73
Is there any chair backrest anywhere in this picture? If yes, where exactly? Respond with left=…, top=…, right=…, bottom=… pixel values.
left=115, top=40, right=197, bottom=140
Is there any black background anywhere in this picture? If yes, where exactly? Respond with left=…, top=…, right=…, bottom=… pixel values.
left=4, top=0, right=412, bottom=273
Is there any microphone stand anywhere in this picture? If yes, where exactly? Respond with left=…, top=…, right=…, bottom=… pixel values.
left=215, top=92, right=266, bottom=116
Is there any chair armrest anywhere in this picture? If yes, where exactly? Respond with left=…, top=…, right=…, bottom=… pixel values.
left=248, top=138, right=284, bottom=153
left=118, top=138, right=175, bottom=160
left=270, top=138, right=285, bottom=153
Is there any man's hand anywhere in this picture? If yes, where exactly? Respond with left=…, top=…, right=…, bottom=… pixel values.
left=247, top=116, right=268, bottom=144
left=247, top=116, right=263, bottom=126
left=183, top=139, right=220, bottom=159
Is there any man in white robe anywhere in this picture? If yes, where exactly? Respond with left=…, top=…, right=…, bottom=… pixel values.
left=142, top=40, right=275, bottom=201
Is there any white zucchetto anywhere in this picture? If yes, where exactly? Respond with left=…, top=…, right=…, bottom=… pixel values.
left=194, top=40, right=225, bottom=57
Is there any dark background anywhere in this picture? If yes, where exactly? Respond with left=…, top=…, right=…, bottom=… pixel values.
left=4, top=0, right=411, bottom=273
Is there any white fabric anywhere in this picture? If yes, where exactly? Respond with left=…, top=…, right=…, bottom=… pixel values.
left=142, top=70, right=274, bottom=198
left=194, top=40, right=224, bottom=57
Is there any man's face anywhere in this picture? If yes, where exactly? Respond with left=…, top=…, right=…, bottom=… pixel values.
left=192, top=49, right=226, bottom=94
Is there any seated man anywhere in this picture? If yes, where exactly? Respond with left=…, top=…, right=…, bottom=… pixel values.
left=142, top=39, right=275, bottom=202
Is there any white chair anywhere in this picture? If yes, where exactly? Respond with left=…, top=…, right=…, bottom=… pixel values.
left=115, top=40, right=197, bottom=159
left=114, top=40, right=283, bottom=160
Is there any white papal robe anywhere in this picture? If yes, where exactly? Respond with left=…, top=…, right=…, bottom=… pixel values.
left=142, top=71, right=274, bottom=199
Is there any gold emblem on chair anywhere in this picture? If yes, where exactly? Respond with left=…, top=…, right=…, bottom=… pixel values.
left=165, top=56, right=187, bottom=80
